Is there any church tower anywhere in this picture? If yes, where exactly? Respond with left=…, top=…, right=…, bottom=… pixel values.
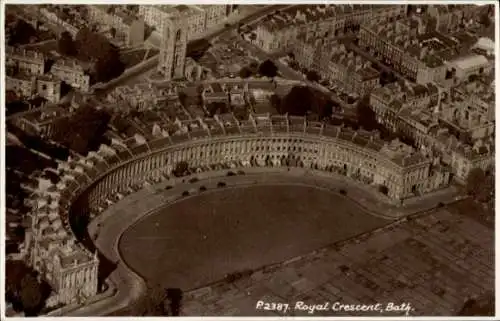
left=158, top=16, right=187, bottom=80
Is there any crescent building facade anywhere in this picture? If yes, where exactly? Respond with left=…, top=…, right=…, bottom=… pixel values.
left=27, top=113, right=450, bottom=307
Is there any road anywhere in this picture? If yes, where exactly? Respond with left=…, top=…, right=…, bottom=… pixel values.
left=223, top=5, right=293, bottom=32
left=16, top=4, right=296, bottom=100
left=236, top=38, right=352, bottom=110
left=19, top=39, right=57, bottom=50
left=67, top=166, right=462, bottom=317
left=16, top=5, right=68, bottom=36
left=92, top=5, right=291, bottom=97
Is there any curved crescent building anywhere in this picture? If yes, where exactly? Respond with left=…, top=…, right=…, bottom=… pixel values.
left=27, top=113, right=450, bottom=307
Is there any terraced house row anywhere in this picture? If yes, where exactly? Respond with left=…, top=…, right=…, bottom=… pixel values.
left=358, top=10, right=491, bottom=84
left=369, top=74, right=494, bottom=181
left=22, top=110, right=456, bottom=306
left=254, top=4, right=407, bottom=53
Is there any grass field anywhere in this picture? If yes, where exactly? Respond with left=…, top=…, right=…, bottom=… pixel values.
left=118, top=184, right=390, bottom=291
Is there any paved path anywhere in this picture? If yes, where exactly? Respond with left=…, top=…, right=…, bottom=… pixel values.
left=67, top=169, right=261, bottom=316
left=146, top=76, right=303, bottom=87
left=65, top=166, right=460, bottom=316
left=16, top=5, right=67, bottom=36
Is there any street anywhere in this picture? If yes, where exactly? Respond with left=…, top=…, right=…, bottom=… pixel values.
left=236, top=38, right=352, bottom=110
left=93, top=5, right=290, bottom=96
left=15, top=5, right=68, bottom=36
left=15, top=4, right=289, bottom=98
left=14, top=3, right=356, bottom=115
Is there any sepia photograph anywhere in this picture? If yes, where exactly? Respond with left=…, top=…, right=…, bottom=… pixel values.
left=2, top=1, right=497, bottom=318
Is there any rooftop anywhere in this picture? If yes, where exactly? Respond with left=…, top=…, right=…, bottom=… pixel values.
left=6, top=46, right=45, bottom=62
left=57, top=247, right=95, bottom=269
left=260, top=4, right=387, bottom=32
left=362, top=20, right=466, bottom=68
left=156, top=4, right=203, bottom=18
left=451, top=54, right=489, bottom=71
left=51, top=59, right=86, bottom=72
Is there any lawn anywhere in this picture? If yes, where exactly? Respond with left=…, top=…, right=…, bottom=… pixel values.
left=119, top=184, right=389, bottom=291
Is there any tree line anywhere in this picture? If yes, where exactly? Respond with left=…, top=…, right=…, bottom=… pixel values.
left=58, top=29, right=125, bottom=83
left=6, top=260, right=52, bottom=316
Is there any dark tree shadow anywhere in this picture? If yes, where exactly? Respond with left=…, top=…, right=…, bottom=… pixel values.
left=60, top=81, right=73, bottom=97
left=166, top=288, right=183, bottom=316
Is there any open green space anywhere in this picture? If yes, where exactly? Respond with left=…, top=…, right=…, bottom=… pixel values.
left=119, top=184, right=389, bottom=291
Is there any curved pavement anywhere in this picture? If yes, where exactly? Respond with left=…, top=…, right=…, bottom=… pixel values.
left=65, top=167, right=458, bottom=315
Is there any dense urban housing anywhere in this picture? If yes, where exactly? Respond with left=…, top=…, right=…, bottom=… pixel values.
left=3, top=2, right=496, bottom=318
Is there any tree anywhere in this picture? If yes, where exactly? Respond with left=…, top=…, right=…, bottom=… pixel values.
left=269, top=94, right=282, bottom=113
left=459, top=132, right=473, bottom=145
left=110, top=27, right=117, bottom=38
left=8, top=19, right=36, bottom=46
left=51, top=106, right=111, bottom=155
left=312, top=94, right=333, bottom=120
left=19, top=274, right=43, bottom=316
left=306, top=70, right=321, bottom=82
left=126, top=5, right=139, bottom=12
left=278, top=86, right=332, bottom=119
left=356, top=95, right=377, bottom=131
left=280, top=86, right=312, bottom=116
left=468, top=74, right=479, bottom=83
left=95, top=53, right=125, bottom=83
left=178, top=91, right=187, bottom=107
left=58, top=31, right=76, bottom=56
left=166, top=288, right=183, bottom=316
left=479, top=12, right=491, bottom=27
left=458, top=293, right=494, bottom=316
left=132, top=285, right=169, bottom=316
left=466, top=168, right=486, bottom=197
left=75, top=27, right=98, bottom=60
left=233, top=107, right=248, bottom=121
left=248, top=61, right=259, bottom=74
left=6, top=260, right=31, bottom=310
left=239, top=67, right=252, bottom=79
left=379, top=71, right=397, bottom=87
left=258, top=59, right=278, bottom=78
left=288, top=60, right=300, bottom=70
left=186, top=38, right=211, bottom=61
left=476, top=172, right=494, bottom=203
left=206, top=101, right=227, bottom=117
left=74, top=28, right=125, bottom=82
